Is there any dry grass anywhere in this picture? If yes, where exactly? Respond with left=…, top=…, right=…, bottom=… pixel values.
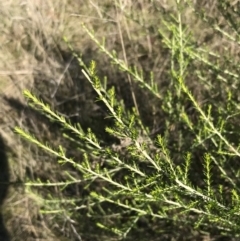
left=0, top=0, right=240, bottom=240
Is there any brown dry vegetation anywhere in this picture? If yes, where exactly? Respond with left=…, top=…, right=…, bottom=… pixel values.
left=0, top=0, right=240, bottom=241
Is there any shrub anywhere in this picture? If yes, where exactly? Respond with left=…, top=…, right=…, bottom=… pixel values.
left=15, top=1, right=240, bottom=240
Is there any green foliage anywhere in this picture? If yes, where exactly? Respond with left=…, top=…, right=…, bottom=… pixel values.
left=15, top=0, right=240, bottom=240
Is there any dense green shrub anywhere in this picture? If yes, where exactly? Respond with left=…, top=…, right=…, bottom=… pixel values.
left=15, top=1, right=240, bottom=240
